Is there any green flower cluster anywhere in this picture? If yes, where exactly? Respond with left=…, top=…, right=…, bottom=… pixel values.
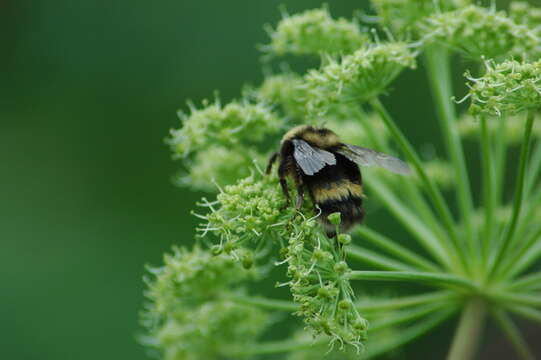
left=422, top=5, right=540, bottom=60
left=255, top=73, right=308, bottom=121
left=147, top=2, right=541, bottom=359
left=305, top=43, right=416, bottom=115
left=265, top=7, right=369, bottom=57
left=466, top=59, right=541, bottom=116
left=282, top=213, right=369, bottom=350
left=195, top=173, right=294, bottom=267
left=371, top=0, right=468, bottom=35
left=167, top=100, right=282, bottom=190
left=141, top=246, right=269, bottom=360
left=510, top=2, right=541, bottom=37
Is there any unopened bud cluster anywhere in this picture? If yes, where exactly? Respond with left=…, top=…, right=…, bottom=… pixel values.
left=466, top=59, right=541, bottom=116
left=266, top=7, right=369, bottom=56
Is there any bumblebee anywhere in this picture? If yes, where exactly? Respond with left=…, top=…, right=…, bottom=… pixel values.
left=266, top=125, right=410, bottom=237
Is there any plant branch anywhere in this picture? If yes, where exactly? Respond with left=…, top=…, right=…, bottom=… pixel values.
left=354, top=227, right=441, bottom=272
left=364, top=308, right=456, bottom=359
left=370, top=301, right=456, bottom=332
left=499, top=225, right=541, bottom=279
left=370, top=97, right=466, bottom=273
left=364, top=174, right=451, bottom=268
left=480, top=115, right=495, bottom=268
left=347, top=245, right=418, bottom=271
left=494, top=115, right=508, bottom=208
left=225, top=338, right=321, bottom=357
left=491, top=110, right=536, bottom=278
left=424, top=45, right=475, bottom=256
left=492, top=292, right=541, bottom=308
left=524, top=139, right=541, bottom=197
left=510, top=271, right=541, bottom=291
left=348, top=270, right=478, bottom=291
left=358, top=291, right=456, bottom=312
left=230, top=294, right=299, bottom=312
left=447, top=299, right=486, bottom=360
left=492, top=309, right=535, bottom=360
left=507, top=305, right=541, bottom=324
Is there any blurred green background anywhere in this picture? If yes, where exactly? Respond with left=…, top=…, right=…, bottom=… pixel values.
left=2, top=1, right=540, bottom=359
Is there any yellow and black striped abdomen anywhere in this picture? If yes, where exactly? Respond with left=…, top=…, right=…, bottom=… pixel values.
left=303, top=153, right=365, bottom=237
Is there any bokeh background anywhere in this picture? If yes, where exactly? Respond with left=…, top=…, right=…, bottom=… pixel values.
left=2, top=1, right=540, bottom=359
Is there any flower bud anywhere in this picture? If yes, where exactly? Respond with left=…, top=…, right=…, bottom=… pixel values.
left=327, top=212, right=342, bottom=225
left=266, top=7, right=369, bottom=57
left=337, top=234, right=352, bottom=245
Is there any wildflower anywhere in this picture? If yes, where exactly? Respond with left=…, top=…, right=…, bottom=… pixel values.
left=465, top=59, right=541, bottom=116
left=168, top=99, right=281, bottom=157
left=167, top=99, right=282, bottom=189
left=305, top=42, right=416, bottom=115
left=509, top=2, right=541, bottom=36
left=371, top=0, right=468, bottom=35
left=282, top=214, right=369, bottom=350
left=141, top=246, right=269, bottom=360
left=175, top=146, right=266, bottom=191
left=255, top=73, right=308, bottom=121
left=265, top=7, right=369, bottom=57
left=195, top=173, right=294, bottom=262
left=422, top=5, right=539, bottom=60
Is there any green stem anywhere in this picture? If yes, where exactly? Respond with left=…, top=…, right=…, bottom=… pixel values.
left=348, top=270, right=478, bottom=291
left=524, top=139, right=541, bottom=197
left=509, top=271, right=541, bottom=291
left=347, top=245, right=416, bottom=271
left=424, top=45, right=475, bottom=256
left=363, top=308, right=456, bottom=359
left=225, top=338, right=320, bottom=357
left=492, top=309, right=535, bottom=360
left=494, top=115, right=508, bottom=208
left=507, top=305, right=541, bottom=324
left=358, top=291, right=455, bottom=312
left=358, top=111, right=449, bottom=242
left=226, top=308, right=456, bottom=358
left=499, top=224, right=541, bottom=279
left=480, top=116, right=495, bottom=267
left=514, top=185, right=541, bottom=242
left=370, top=97, right=465, bottom=272
left=491, top=110, right=536, bottom=278
left=354, top=227, right=441, bottom=272
left=492, top=292, right=541, bottom=308
left=365, top=174, right=451, bottom=268
left=447, top=299, right=486, bottom=360
left=230, top=295, right=298, bottom=312
left=370, top=301, right=454, bottom=332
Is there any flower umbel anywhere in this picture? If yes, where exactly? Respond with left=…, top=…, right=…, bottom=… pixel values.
left=466, top=59, right=541, bottom=117
left=282, top=213, right=368, bottom=350
left=141, top=246, right=269, bottom=360
left=265, top=6, right=369, bottom=57
left=422, top=5, right=539, bottom=60
left=143, top=2, right=541, bottom=360
left=305, top=42, right=416, bottom=115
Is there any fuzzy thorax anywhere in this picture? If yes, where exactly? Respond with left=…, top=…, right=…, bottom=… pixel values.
left=281, top=125, right=341, bottom=148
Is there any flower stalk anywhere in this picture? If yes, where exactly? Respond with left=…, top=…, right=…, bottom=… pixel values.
left=447, top=299, right=486, bottom=360
left=491, top=109, right=536, bottom=279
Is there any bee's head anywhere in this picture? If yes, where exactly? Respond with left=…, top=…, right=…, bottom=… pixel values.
left=281, top=125, right=340, bottom=148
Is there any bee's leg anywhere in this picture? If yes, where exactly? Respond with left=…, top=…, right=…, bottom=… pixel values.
left=293, top=174, right=304, bottom=210
left=295, top=186, right=304, bottom=209
left=280, top=178, right=290, bottom=204
left=277, top=161, right=291, bottom=202
left=266, top=152, right=279, bottom=175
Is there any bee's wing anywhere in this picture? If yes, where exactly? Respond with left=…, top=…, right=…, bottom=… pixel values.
left=292, top=139, right=336, bottom=175
left=336, top=143, right=411, bottom=175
